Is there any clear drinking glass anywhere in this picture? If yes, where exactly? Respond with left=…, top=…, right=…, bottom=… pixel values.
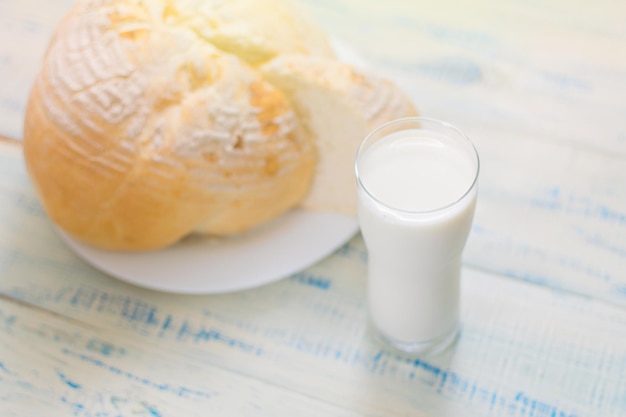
left=355, top=117, right=479, bottom=355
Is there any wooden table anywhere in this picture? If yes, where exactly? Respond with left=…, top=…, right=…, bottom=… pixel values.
left=1, top=0, right=625, bottom=415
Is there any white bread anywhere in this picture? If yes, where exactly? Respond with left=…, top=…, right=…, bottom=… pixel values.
left=23, top=0, right=418, bottom=251
left=173, top=0, right=336, bottom=65
left=23, top=0, right=324, bottom=250
left=260, top=55, right=418, bottom=215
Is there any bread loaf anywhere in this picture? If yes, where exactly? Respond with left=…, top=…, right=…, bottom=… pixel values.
left=261, top=55, right=418, bottom=215
left=24, top=0, right=417, bottom=251
left=23, top=0, right=327, bottom=250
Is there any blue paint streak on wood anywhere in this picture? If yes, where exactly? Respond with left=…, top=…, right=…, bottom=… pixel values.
left=53, top=287, right=262, bottom=355
left=2, top=282, right=615, bottom=414
left=335, top=241, right=367, bottom=262
left=613, top=285, right=626, bottom=297
left=86, top=338, right=125, bottom=357
left=2, top=281, right=608, bottom=412
left=62, top=348, right=216, bottom=399
left=415, top=57, right=483, bottom=85
left=470, top=224, right=620, bottom=293
left=274, top=337, right=585, bottom=415
left=15, top=284, right=268, bottom=356
left=265, top=329, right=578, bottom=414
left=60, top=395, right=85, bottom=415
left=471, top=224, right=486, bottom=234
left=529, top=187, right=626, bottom=227
left=289, top=271, right=332, bottom=290
left=0, top=309, right=17, bottom=329
left=369, top=350, right=580, bottom=417
left=176, top=320, right=263, bottom=355
left=148, top=408, right=162, bottom=417
left=502, top=269, right=553, bottom=288
left=57, top=369, right=81, bottom=390
left=573, top=226, right=626, bottom=259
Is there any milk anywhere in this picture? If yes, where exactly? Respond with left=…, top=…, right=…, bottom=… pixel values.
left=355, top=119, right=479, bottom=354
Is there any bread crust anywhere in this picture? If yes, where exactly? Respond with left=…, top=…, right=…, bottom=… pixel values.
left=23, top=0, right=418, bottom=251
left=23, top=0, right=318, bottom=250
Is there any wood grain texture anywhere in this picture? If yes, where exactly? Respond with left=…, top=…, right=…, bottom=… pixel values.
left=0, top=141, right=624, bottom=416
left=304, top=0, right=626, bottom=155
left=0, top=296, right=363, bottom=417
left=464, top=126, right=626, bottom=306
left=0, top=0, right=625, bottom=416
left=302, top=0, right=626, bottom=307
left=0, top=0, right=74, bottom=140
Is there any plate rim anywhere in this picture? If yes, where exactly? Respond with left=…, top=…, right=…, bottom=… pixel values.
left=56, top=209, right=359, bottom=294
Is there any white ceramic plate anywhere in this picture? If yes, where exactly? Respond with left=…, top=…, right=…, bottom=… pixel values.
left=58, top=210, right=358, bottom=294
left=56, top=39, right=366, bottom=293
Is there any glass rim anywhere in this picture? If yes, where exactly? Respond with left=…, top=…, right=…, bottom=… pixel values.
left=354, top=117, right=480, bottom=215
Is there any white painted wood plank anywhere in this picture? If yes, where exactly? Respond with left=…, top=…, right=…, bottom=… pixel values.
left=305, top=0, right=626, bottom=156
left=1, top=235, right=625, bottom=416
left=0, top=0, right=74, bottom=139
left=0, top=297, right=363, bottom=417
left=464, top=125, right=626, bottom=306
left=0, top=142, right=623, bottom=416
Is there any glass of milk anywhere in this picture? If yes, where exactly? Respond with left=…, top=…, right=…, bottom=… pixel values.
left=355, top=117, right=479, bottom=355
